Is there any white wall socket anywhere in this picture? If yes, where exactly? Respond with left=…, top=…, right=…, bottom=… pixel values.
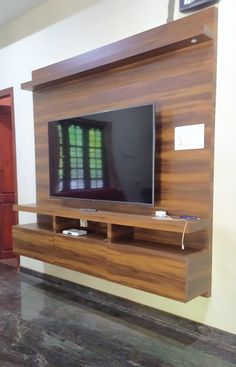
left=80, top=219, right=88, bottom=227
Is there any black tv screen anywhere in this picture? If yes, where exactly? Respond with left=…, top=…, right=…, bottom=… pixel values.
left=48, top=104, right=155, bottom=205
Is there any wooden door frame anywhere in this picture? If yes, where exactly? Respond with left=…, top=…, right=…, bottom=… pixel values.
left=0, top=87, right=18, bottom=221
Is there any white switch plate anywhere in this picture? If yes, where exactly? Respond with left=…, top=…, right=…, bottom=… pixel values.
left=174, top=124, right=205, bottom=151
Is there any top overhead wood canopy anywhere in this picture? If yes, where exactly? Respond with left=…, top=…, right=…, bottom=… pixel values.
left=21, top=7, right=217, bottom=91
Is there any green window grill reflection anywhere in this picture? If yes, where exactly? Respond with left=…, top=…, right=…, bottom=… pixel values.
left=58, top=123, right=105, bottom=190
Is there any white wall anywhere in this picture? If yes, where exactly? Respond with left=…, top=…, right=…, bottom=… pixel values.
left=1, top=0, right=236, bottom=334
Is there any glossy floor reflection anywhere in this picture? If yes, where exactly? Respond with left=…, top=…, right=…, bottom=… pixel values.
left=0, top=264, right=235, bottom=367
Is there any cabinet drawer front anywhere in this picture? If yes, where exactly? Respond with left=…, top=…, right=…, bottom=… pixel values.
left=54, top=235, right=187, bottom=301
left=106, top=244, right=187, bottom=301
left=13, top=227, right=53, bottom=263
left=54, top=235, right=108, bottom=278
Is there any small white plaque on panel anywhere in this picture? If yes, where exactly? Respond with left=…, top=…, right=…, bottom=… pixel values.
left=174, top=124, right=205, bottom=151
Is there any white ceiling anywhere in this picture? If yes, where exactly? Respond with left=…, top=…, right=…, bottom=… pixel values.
left=0, top=0, right=47, bottom=27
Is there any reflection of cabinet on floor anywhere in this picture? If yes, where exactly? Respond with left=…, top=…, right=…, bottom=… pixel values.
left=13, top=204, right=211, bottom=303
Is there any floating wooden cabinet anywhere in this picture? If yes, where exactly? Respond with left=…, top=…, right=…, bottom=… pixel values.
left=13, top=204, right=211, bottom=302
left=15, top=8, right=217, bottom=302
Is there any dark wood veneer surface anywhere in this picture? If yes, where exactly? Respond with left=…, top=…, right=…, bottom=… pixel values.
left=14, top=204, right=209, bottom=234
left=22, top=8, right=217, bottom=91
left=15, top=7, right=217, bottom=300
left=33, top=40, right=215, bottom=222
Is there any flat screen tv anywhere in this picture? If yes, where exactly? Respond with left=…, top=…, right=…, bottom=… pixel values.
left=48, top=104, right=155, bottom=205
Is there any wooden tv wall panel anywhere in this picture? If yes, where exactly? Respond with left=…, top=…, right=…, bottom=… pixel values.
left=15, top=7, right=217, bottom=301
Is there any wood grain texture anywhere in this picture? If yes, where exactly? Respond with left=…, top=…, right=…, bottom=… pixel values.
left=14, top=204, right=209, bottom=234
left=108, top=224, right=134, bottom=242
left=0, top=88, right=18, bottom=203
left=187, top=250, right=212, bottom=299
left=14, top=8, right=217, bottom=300
left=33, top=39, right=216, bottom=228
left=0, top=204, right=17, bottom=258
left=52, top=233, right=210, bottom=301
left=13, top=220, right=212, bottom=301
left=37, top=214, right=53, bottom=231
left=0, top=106, right=15, bottom=193
left=0, top=93, right=18, bottom=258
left=55, top=216, right=80, bottom=233
left=13, top=225, right=53, bottom=263
left=22, top=8, right=217, bottom=91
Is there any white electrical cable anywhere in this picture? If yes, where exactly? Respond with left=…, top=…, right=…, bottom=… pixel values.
left=153, top=214, right=189, bottom=250
left=181, top=220, right=188, bottom=251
